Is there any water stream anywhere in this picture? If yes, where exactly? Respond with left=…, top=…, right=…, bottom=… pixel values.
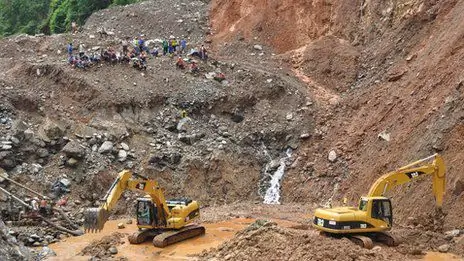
left=263, top=149, right=292, bottom=204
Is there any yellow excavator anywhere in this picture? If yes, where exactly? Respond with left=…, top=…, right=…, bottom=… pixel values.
left=312, top=154, right=445, bottom=249
left=84, top=170, right=205, bottom=247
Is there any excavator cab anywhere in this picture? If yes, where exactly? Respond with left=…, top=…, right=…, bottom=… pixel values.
left=136, top=198, right=157, bottom=227
left=359, top=197, right=393, bottom=227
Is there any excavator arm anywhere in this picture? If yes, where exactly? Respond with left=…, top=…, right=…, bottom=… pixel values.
left=84, top=170, right=171, bottom=231
left=366, top=154, right=445, bottom=207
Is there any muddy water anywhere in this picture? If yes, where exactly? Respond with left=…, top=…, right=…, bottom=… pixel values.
left=422, top=252, right=463, bottom=261
left=48, top=218, right=297, bottom=260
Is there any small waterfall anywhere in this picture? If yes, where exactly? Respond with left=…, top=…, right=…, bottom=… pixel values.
left=263, top=149, right=292, bottom=205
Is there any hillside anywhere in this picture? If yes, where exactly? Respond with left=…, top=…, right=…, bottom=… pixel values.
left=211, top=0, right=464, bottom=229
left=0, top=0, right=463, bottom=260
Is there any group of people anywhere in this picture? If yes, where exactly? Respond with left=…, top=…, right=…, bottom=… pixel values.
left=66, top=34, right=209, bottom=73
left=67, top=43, right=102, bottom=69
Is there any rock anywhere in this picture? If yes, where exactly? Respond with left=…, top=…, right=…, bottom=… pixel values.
left=60, top=178, right=71, bottom=187
left=0, top=169, right=8, bottom=182
left=453, top=178, right=464, bottom=196
left=38, top=246, right=56, bottom=258
left=445, top=229, right=461, bottom=239
left=62, top=141, right=85, bottom=159
left=1, top=145, right=12, bottom=150
left=328, top=150, right=337, bottom=162
left=24, top=129, right=34, bottom=140
left=126, top=219, right=133, bottom=225
left=31, top=164, right=43, bottom=174
left=205, top=72, right=216, bottom=80
left=66, top=158, right=79, bottom=167
left=118, top=150, right=128, bottom=162
left=108, top=246, right=118, bottom=255
left=300, top=133, right=310, bottom=139
left=44, top=235, right=55, bottom=242
left=378, top=130, right=391, bottom=142
left=253, top=45, right=263, bottom=51
left=120, top=142, right=130, bottom=151
left=98, top=141, right=114, bottom=154
left=437, top=244, right=450, bottom=253
left=30, top=234, right=41, bottom=241
left=42, top=119, right=64, bottom=140
left=10, top=137, right=20, bottom=145
left=13, top=120, right=29, bottom=136
left=36, top=148, right=49, bottom=158
left=117, top=223, right=125, bottom=229
left=406, top=54, right=417, bottom=62
left=372, top=246, right=382, bottom=252
left=268, top=159, right=281, bottom=170
left=388, top=69, right=407, bottom=82
left=287, top=140, right=299, bottom=150
left=286, top=113, right=293, bottom=121
left=32, top=242, right=41, bottom=247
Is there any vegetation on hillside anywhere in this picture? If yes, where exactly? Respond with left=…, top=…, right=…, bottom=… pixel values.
left=0, top=0, right=142, bottom=37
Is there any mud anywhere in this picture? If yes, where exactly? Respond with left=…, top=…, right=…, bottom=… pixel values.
left=48, top=218, right=299, bottom=260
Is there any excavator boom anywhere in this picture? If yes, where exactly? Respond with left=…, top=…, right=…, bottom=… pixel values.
left=84, top=170, right=171, bottom=231
left=367, top=154, right=445, bottom=207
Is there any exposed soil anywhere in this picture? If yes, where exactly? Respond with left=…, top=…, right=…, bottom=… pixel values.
left=1, top=0, right=464, bottom=260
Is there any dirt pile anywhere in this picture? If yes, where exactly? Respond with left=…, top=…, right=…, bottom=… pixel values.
left=80, top=232, right=127, bottom=260
left=199, top=220, right=407, bottom=261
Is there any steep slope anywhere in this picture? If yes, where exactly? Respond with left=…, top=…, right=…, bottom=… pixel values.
left=210, top=0, right=464, bottom=230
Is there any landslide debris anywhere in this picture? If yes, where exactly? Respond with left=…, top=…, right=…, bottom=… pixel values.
left=199, top=220, right=406, bottom=261
left=0, top=220, right=31, bottom=261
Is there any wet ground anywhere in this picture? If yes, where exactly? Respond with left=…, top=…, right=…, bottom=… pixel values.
left=423, top=252, right=463, bottom=261
left=47, top=218, right=298, bottom=260
left=46, top=217, right=463, bottom=261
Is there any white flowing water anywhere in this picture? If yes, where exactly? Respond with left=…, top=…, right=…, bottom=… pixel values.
left=263, top=149, right=292, bottom=204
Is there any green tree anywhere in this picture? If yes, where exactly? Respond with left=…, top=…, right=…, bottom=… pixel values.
left=0, top=0, right=143, bottom=36
left=0, top=0, right=50, bottom=36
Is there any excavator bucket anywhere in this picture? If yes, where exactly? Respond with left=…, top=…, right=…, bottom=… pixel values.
left=84, top=207, right=109, bottom=232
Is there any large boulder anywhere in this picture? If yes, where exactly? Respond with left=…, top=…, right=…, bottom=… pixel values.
left=98, top=141, right=114, bottom=154
left=61, top=141, right=86, bottom=159
left=39, top=118, right=65, bottom=141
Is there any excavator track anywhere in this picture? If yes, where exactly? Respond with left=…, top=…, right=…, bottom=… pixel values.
left=128, top=229, right=162, bottom=244
left=349, top=235, right=374, bottom=249
left=152, top=225, right=205, bottom=248
left=373, top=232, right=400, bottom=247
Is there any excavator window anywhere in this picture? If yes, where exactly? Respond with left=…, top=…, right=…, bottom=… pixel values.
left=136, top=200, right=155, bottom=226
left=358, top=199, right=368, bottom=211
left=371, top=199, right=392, bottom=226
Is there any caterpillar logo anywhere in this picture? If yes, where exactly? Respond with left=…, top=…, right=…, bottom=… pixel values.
left=405, top=171, right=425, bottom=179
left=135, top=183, right=146, bottom=190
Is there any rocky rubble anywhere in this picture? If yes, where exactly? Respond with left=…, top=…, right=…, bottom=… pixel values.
left=0, top=220, right=31, bottom=261
left=79, top=232, right=127, bottom=260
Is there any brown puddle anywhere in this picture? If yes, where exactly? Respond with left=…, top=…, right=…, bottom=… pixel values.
left=422, top=252, right=463, bottom=261
left=48, top=218, right=298, bottom=260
